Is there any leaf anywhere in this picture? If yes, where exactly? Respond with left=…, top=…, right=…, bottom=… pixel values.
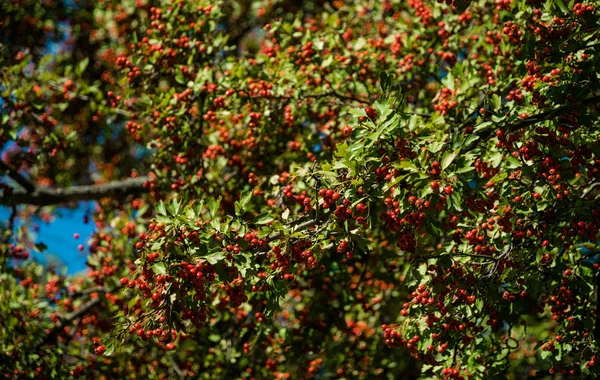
left=506, top=156, right=521, bottom=169
left=450, top=191, right=463, bottom=211
left=104, top=340, right=115, bottom=356
left=408, top=114, right=418, bottom=132
left=554, top=0, right=569, bottom=14
left=282, top=208, right=290, bottom=220
left=349, top=108, right=367, bottom=118
left=490, top=152, right=503, bottom=168
left=240, top=190, right=252, bottom=208
left=156, top=201, right=166, bottom=216
left=441, top=151, right=457, bottom=171
left=208, top=197, right=221, bottom=219
left=76, top=57, right=89, bottom=75
left=491, top=94, right=502, bottom=111
left=474, top=121, right=493, bottom=133
left=254, top=213, right=274, bottom=225
left=171, top=198, right=181, bottom=215
left=321, top=55, right=333, bottom=68
left=353, top=37, right=366, bottom=51
left=427, top=141, right=444, bottom=154
left=175, top=70, right=185, bottom=85
left=335, top=141, right=348, bottom=158
left=235, top=191, right=252, bottom=215
left=203, top=250, right=225, bottom=265
left=379, top=71, right=391, bottom=92
left=152, top=262, right=167, bottom=275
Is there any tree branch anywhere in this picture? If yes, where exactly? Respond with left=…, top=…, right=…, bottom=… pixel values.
left=0, top=160, right=36, bottom=193
left=39, top=297, right=103, bottom=347
left=0, top=176, right=151, bottom=206
left=506, top=94, right=600, bottom=131
left=466, top=94, right=600, bottom=151
left=242, top=90, right=371, bottom=105
left=38, top=286, right=122, bottom=348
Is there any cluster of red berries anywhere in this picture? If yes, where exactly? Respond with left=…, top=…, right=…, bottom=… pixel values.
left=7, top=244, right=29, bottom=260
left=434, top=88, right=457, bottom=115
left=441, top=367, right=466, bottom=380
left=573, top=3, right=594, bottom=16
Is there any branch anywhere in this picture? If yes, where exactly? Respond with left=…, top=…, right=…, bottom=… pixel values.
left=507, top=94, right=600, bottom=131
left=69, top=286, right=111, bottom=299
left=582, top=182, right=600, bottom=199
left=242, top=90, right=371, bottom=105
left=466, top=94, right=600, bottom=151
left=1, top=176, right=151, bottom=206
left=265, top=213, right=328, bottom=243
left=37, top=285, right=122, bottom=349
left=39, top=296, right=103, bottom=347
left=0, top=160, right=36, bottom=193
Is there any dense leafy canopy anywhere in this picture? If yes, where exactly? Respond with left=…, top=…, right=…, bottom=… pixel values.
left=1, top=0, right=600, bottom=378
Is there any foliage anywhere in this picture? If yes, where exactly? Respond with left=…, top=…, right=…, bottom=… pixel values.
left=1, top=0, right=600, bottom=378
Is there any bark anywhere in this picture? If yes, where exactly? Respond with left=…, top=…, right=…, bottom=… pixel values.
left=0, top=176, right=151, bottom=206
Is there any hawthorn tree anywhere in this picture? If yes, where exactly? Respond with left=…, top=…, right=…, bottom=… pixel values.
left=1, top=0, right=600, bottom=378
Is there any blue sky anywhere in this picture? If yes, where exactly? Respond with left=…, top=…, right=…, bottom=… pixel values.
left=0, top=202, right=95, bottom=274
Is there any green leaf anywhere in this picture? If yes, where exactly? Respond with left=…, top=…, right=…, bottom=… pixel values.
left=152, top=262, right=167, bottom=275
left=104, top=340, right=115, bottom=356
left=491, top=94, right=502, bottom=111
left=442, top=71, right=455, bottom=91
left=76, top=57, right=89, bottom=75
left=254, top=213, right=274, bottom=225
left=408, top=114, right=418, bottom=132
left=208, top=197, right=221, bottom=219
left=379, top=71, right=391, bottom=93
left=235, top=190, right=252, bottom=215
left=554, top=0, right=569, bottom=14
left=353, top=37, right=366, bottom=51
left=450, top=191, right=463, bottom=211
left=474, top=121, right=493, bottom=133
left=175, top=70, right=185, bottom=84
left=240, top=190, right=252, bottom=209
left=203, top=250, right=225, bottom=265
left=321, top=55, right=333, bottom=68
left=156, top=201, right=167, bottom=216
left=489, top=152, right=503, bottom=168
left=441, top=151, right=457, bottom=171
left=506, top=156, right=521, bottom=169
left=427, top=141, right=444, bottom=154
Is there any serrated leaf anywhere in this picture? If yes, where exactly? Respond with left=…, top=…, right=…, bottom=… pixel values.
left=156, top=201, right=166, bottom=216
left=203, top=250, right=224, bottom=264
left=427, top=141, right=444, bottom=153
